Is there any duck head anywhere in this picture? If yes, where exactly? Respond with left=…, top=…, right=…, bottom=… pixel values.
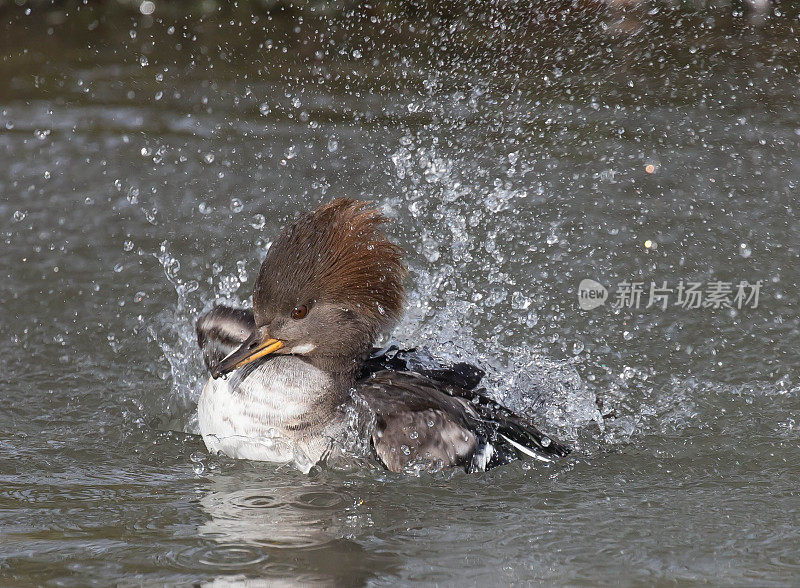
left=212, top=198, right=406, bottom=378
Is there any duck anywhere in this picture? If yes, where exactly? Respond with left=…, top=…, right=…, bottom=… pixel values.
left=195, top=198, right=569, bottom=473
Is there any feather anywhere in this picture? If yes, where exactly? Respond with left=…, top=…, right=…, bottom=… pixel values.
left=356, top=370, right=569, bottom=473
left=196, top=306, right=255, bottom=373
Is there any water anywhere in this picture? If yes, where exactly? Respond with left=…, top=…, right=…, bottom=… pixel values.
left=2, top=2, right=800, bottom=584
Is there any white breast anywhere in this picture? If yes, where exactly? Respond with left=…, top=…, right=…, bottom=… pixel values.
left=197, top=357, right=340, bottom=473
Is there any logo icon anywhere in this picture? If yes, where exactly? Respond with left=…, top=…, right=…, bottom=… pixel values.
left=578, top=279, right=608, bottom=310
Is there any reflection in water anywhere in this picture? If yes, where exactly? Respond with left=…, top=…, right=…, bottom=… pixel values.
left=191, top=472, right=397, bottom=586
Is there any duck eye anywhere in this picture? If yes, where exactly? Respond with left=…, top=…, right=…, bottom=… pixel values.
left=291, top=305, right=308, bottom=320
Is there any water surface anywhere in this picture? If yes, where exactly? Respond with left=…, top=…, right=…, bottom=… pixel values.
left=2, top=3, right=799, bottom=584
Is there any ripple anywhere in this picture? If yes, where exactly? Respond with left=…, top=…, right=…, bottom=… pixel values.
left=769, top=555, right=800, bottom=571
left=291, top=491, right=346, bottom=511
left=168, top=543, right=269, bottom=572
left=197, top=486, right=345, bottom=550
left=0, top=484, right=122, bottom=507
left=229, top=493, right=285, bottom=510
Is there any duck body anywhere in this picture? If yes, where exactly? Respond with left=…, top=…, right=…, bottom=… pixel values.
left=194, top=199, right=570, bottom=474
left=197, top=356, right=346, bottom=470
left=196, top=306, right=349, bottom=471
left=196, top=306, right=569, bottom=473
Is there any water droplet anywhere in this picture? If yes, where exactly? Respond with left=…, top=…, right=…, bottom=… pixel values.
left=230, top=198, right=243, bottom=213
left=511, top=291, right=532, bottom=310
left=134, top=291, right=146, bottom=303
left=259, top=102, right=271, bottom=116
left=250, top=213, right=266, bottom=230
left=327, top=138, right=338, bottom=153
left=123, top=240, right=134, bottom=251
left=237, top=260, right=248, bottom=283
left=12, top=210, right=26, bottom=222
left=139, top=0, right=155, bottom=15
left=127, top=186, right=139, bottom=204
left=204, top=153, right=215, bottom=164
left=739, top=243, right=752, bottom=258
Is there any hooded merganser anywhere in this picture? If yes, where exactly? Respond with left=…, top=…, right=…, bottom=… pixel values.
left=196, top=199, right=569, bottom=473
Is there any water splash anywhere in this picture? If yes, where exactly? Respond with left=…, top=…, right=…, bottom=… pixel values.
left=148, top=240, right=251, bottom=433
left=386, top=127, right=604, bottom=448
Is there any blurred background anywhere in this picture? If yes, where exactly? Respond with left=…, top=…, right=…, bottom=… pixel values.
left=1, top=0, right=799, bottom=584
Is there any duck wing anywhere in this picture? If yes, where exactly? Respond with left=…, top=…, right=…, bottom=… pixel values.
left=355, top=370, right=570, bottom=473
left=196, top=305, right=255, bottom=374
left=360, top=345, right=485, bottom=390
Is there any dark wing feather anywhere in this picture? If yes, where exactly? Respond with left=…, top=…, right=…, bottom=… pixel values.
left=196, top=305, right=255, bottom=374
left=355, top=370, right=570, bottom=473
left=361, top=345, right=485, bottom=390
left=355, top=371, right=483, bottom=473
left=457, top=389, right=571, bottom=462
